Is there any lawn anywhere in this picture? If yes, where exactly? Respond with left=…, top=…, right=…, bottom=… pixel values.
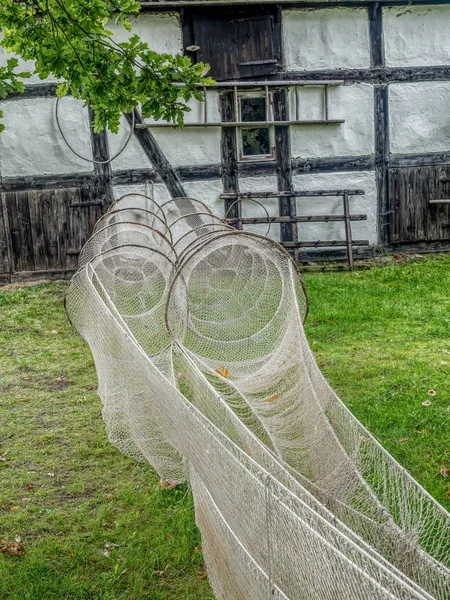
left=1, top=253, right=450, bottom=599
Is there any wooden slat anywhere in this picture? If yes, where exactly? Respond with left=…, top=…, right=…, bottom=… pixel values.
left=0, top=194, right=12, bottom=273
left=225, top=214, right=367, bottom=224
left=282, top=240, right=369, bottom=248
left=221, top=190, right=365, bottom=198
left=28, top=189, right=49, bottom=271
left=5, top=191, right=35, bottom=272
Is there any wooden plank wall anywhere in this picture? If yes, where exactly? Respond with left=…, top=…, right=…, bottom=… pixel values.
left=389, top=165, right=450, bottom=244
left=0, top=187, right=101, bottom=279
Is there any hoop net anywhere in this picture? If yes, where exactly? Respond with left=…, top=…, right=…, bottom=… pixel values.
left=66, top=194, right=450, bottom=600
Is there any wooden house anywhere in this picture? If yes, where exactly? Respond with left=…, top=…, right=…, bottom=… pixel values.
left=1, top=0, right=450, bottom=281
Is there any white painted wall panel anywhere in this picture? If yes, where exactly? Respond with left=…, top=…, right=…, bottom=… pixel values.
left=290, top=84, right=374, bottom=158
left=0, top=97, right=93, bottom=177
left=389, top=82, right=450, bottom=154
left=292, top=171, right=377, bottom=244
left=184, top=177, right=281, bottom=241
left=109, top=115, right=153, bottom=171
left=151, top=128, right=221, bottom=167
left=283, top=8, right=370, bottom=71
left=111, top=13, right=182, bottom=55
left=384, top=5, right=450, bottom=67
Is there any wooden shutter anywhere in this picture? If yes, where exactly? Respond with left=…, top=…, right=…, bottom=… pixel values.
left=186, top=8, right=281, bottom=81
left=0, top=187, right=101, bottom=276
left=389, top=165, right=450, bottom=243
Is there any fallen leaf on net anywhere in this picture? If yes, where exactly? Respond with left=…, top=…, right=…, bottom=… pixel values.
left=422, top=400, right=432, bottom=407
left=160, top=479, right=179, bottom=490
left=87, top=385, right=95, bottom=391
left=200, top=572, right=208, bottom=580
left=440, top=466, right=450, bottom=478
left=215, top=366, right=229, bottom=378
left=268, top=394, right=280, bottom=403
left=0, top=540, right=24, bottom=556
left=428, top=389, right=437, bottom=396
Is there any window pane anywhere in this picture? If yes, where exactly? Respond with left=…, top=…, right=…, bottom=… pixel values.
left=242, top=127, right=271, bottom=156
left=241, top=97, right=266, bottom=122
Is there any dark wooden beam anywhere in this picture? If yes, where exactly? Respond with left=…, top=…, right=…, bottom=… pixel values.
left=124, top=109, right=186, bottom=198
left=88, top=107, right=113, bottom=211
left=368, top=2, right=384, bottom=68
left=374, top=85, right=390, bottom=244
left=0, top=172, right=96, bottom=193
left=292, top=155, right=375, bottom=174
left=3, top=64, right=450, bottom=105
left=278, top=65, right=450, bottom=84
left=273, top=89, right=297, bottom=246
left=220, top=92, right=240, bottom=226
left=390, top=152, right=450, bottom=168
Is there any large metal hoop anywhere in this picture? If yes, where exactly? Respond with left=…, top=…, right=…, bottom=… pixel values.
left=224, top=198, right=272, bottom=238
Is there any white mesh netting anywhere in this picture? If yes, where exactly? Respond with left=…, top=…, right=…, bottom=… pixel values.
left=65, top=194, right=450, bottom=600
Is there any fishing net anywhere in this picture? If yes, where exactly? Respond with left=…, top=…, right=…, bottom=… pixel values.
left=66, top=194, right=450, bottom=600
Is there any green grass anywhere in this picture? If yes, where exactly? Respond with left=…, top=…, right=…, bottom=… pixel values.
left=303, top=254, right=450, bottom=509
left=1, top=253, right=450, bottom=598
left=0, top=284, right=214, bottom=600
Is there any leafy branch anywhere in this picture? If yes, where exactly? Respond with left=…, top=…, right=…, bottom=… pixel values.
left=0, top=0, right=214, bottom=133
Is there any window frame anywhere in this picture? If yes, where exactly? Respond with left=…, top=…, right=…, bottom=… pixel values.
left=236, top=91, right=276, bottom=163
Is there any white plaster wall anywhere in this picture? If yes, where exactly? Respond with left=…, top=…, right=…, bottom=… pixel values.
left=292, top=171, right=377, bottom=244
left=113, top=182, right=172, bottom=206
left=109, top=115, right=153, bottom=171
left=151, top=128, right=221, bottom=167
left=283, top=8, right=370, bottom=71
left=0, top=97, right=93, bottom=177
left=139, top=93, right=222, bottom=168
left=290, top=84, right=374, bottom=158
left=0, top=33, right=57, bottom=84
left=184, top=177, right=281, bottom=241
left=384, top=5, right=450, bottom=67
left=389, top=82, right=450, bottom=155
left=111, top=13, right=182, bottom=55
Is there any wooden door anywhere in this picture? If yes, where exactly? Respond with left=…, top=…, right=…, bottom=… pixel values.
left=388, top=165, right=450, bottom=243
left=0, top=186, right=101, bottom=277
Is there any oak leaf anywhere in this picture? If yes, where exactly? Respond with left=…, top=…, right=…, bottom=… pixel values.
left=215, top=366, right=229, bottom=378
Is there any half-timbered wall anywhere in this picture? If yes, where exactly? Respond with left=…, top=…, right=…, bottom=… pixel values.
left=0, top=3, right=450, bottom=278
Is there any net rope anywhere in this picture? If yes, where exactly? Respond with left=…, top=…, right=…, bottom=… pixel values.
left=65, top=194, right=450, bottom=600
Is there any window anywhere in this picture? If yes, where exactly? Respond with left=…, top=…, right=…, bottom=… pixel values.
left=238, top=94, right=274, bottom=161
left=182, top=8, right=282, bottom=81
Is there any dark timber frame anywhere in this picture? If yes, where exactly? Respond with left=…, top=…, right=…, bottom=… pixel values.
left=88, top=107, right=113, bottom=211
left=1, top=0, right=449, bottom=275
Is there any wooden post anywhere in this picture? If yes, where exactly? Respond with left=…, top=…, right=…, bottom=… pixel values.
left=220, top=91, right=240, bottom=228
left=88, top=107, right=113, bottom=212
left=343, top=191, right=354, bottom=269
left=273, top=89, right=297, bottom=258
left=125, top=109, right=186, bottom=198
